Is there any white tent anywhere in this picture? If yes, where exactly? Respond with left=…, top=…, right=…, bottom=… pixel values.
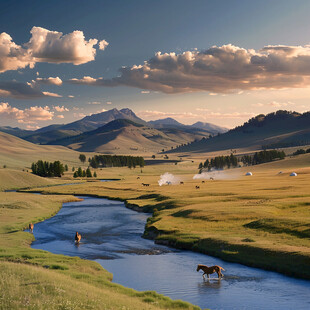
left=290, top=172, right=297, bottom=176
left=245, top=172, right=253, bottom=176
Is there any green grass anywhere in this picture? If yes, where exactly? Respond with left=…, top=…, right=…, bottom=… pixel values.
left=28, top=154, right=310, bottom=279
left=0, top=190, right=200, bottom=310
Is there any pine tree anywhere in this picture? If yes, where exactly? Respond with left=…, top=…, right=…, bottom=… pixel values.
left=86, top=167, right=92, bottom=177
left=77, top=167, right=83, bottom=177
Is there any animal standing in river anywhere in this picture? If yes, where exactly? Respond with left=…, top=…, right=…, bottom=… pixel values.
left=29, top=223, right=34, bottom=233
left=196, top=264, right=225, bottom=279
left=75, top=232, right=82, bottom=244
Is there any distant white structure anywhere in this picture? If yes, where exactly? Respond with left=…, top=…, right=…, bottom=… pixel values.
left=290, top=172, right=297, bottom=176
left=245, top=172, right=253, bottom=176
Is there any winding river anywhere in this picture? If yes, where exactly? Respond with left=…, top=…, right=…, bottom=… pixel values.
left=31, top=196, right=310, bottom=310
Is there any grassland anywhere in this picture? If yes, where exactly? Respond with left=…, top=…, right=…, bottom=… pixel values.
left=28, top=154, right=310, bottom=279
left=0, top=177, right=199, bottom=309
left=1, top=131, right=310, bottom=308
left=0, top=131, right=97, bottom=170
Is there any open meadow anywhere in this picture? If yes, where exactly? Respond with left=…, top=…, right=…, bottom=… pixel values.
left=26, top=153, right=310, bottom=279
left=0, top=170, right=199, bottom=310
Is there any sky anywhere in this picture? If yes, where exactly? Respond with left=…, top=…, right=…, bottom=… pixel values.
left=1, top=0, right=310, bottom=130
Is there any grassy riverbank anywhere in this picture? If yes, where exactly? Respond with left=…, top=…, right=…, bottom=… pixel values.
left=27, top=154, right=310, bottom=280
left=0, top=175, right=200, bottom=309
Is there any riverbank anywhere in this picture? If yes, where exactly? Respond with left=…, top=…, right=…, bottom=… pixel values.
left=23, top=158, right=310, bottom=280
left=0, top=189, right=200, bottom=310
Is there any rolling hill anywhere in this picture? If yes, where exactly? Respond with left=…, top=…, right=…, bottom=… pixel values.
left=190, top=121, right=228, bottom=134
left=168, top=110, right=310, bottom=154
left=0, top=131, right=87, bottom=169
left=49, top=119, right=210, bottom=154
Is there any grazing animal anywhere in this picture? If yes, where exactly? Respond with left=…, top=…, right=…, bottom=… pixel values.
left=180, top=181, right=184, bottom=185
left=210, top=177, right=214, bottom=180
left=29, top=223, right=34, bottom=233
left=202, top=181, right=205, bottom=184
left=196, top=264, right=225, bottom=279
left=137, top=177, right=140, bottom=179
left=195, top=185, right=200, bottom=189
left=75, top=232, right=82, bottom=244
left=142, top=183, right=150, bottom=187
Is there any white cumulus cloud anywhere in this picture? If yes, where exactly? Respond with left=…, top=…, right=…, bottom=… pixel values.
left=0, top=102, right=54, bottom=123
left=35, top=76, right=63, bottom=86
left=0, top=26, right=108, bottom=73
left=54, top=105, right=69, bottom=112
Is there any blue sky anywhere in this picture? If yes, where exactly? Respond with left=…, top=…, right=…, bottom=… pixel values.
left=1, top=0, right=310, bottom=129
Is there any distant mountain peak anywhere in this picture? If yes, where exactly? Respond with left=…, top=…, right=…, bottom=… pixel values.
left=148, top=117, right=185, bottom=127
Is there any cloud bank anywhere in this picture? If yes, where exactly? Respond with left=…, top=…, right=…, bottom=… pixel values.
left=0, top=102, right=54, bottom=123
left=69, top=43, right=310, bottom=93
left=0, top=26, right=108, bottom=73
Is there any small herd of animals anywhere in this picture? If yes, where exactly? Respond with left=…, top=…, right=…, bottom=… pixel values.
left=141, top=178, right=214, bottom=188
left=28, top=223, right=225, bottom=280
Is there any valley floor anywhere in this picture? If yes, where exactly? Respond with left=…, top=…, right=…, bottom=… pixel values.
left=0, top=174, right=199, bottom=310
left=1, top=153, right=310, bottom=308
left=26, top=154, right=310, bottom=280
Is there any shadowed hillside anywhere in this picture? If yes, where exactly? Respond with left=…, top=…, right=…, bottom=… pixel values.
left=168, top=110, right=310, bottom=154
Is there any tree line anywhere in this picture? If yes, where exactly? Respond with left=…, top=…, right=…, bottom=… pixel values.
left=199, top=154, right=238, bottom=171
left=293, top=148, right=310, bottom=156
left=31, top=160, right=64, bottom=177
left=198, top=150, right=286, bottom=171
left=87, top=154, right=145, bottom=168
left=241, top=150, right=285, bottom=165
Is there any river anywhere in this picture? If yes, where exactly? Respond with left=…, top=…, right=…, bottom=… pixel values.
left=31, top=196, right=310, bottom=310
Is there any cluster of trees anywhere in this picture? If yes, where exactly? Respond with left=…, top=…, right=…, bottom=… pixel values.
left=198, top=149, right=286, bottom=171
left=31, top=160, right=64, bottom=177
left=293, top=148, right=310, bottom=156
left=198, top=154, right=238, bottom=171
left=73, top=167, right=97, bottom=178
left=241, top=150, right=285, bottom=165
left=88, top=155, right=145, bottom=168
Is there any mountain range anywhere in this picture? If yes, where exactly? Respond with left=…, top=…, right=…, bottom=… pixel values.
left=2, top=108, right=308, bottom=155
left=0, top=108, right=227, bottom=153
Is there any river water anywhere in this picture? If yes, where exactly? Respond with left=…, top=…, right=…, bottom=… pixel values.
left=31, top=196, right=310, bottom=310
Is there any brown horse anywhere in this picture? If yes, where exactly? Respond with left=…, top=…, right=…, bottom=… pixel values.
left=29, top=223, right=34, bottom=233
left=75, top=232, right=82, bottom=244
left=197, top=264, right=225, bottom=279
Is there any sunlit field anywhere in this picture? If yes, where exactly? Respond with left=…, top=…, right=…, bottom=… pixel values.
left=0, top=182, right=199, bottom=309
left=27, top=153, right=310, bottom=279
